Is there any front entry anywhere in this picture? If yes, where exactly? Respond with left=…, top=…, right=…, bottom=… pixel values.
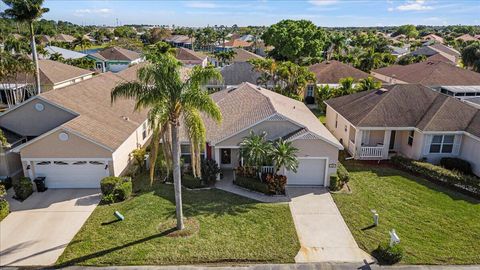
left=389, top=130, right=396, bottom=150
left=221, top=149, right=231, bottom=165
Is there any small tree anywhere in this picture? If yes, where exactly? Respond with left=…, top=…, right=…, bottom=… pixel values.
left=131, top=147, right=147, bottom=173
left=356, top=77, right=382, bottom=92
left=270, top=139, right=299, bottom=174
left=240, top=131, right=272, bottom=173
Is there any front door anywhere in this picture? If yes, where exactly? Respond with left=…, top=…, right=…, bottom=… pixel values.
left=221, top=149, right=231, bottom=165
left=389, top=131, right=396, bottom=150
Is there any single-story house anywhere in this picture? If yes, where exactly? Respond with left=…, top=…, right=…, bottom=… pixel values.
left=422, top=34, right=444, bottom=44
left=324, top=84, right=480, bottom=176
left=0, top=65, right=151, bottom=188
left=40, top=45, right=88, bottom=60
left=210, top=48, right=264, bottom=67
left=175, top=47, right=208, bottom=67
left=455, top=34, right=477, bottom=42
left=215, top=39, right=252, bottom=52
left=387, top=45, right=409, bottom=58
left=371, top=58, right=480, bottom=87
left=206, top=62, right=274, bottom=91
left=1, top=60, right=94, bottom=108
left=305, top=60, right=371, bottom=104
left=182, top=82, right=343, bottom=186
left=53, top=34, right=76, bottom=43
left=410, top=43, right=460, bottom=64
left=88, top=46, right=144, bottom=73
left=165, top=35, right=194, bottom=49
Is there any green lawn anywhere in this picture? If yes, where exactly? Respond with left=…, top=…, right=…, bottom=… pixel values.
left=56, top=177, right=299, bottom=266
left=332, top=162, right=480, bottom=265
left=310, top=108, right=326, bottom=124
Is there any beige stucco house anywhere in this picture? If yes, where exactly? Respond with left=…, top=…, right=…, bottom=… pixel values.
left=324, top=84, right=480, bottom=176
left=182, top=82, right=344, bottom=186
left=0, top=65, right=150, bottom=188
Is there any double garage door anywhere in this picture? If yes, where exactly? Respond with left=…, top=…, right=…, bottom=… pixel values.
left=286, top=158, right=327, bottom=186
left=32, top=160, right=109, bottom=188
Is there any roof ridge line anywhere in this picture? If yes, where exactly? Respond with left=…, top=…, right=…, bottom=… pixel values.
left=417, top=94, right=448, bottom=130
left=357, top=88, right=391, bottom=126
left=465, top=110, right=480, bottom=133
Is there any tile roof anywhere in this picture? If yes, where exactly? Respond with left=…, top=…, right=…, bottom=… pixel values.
left=372, top=59, right=480, bottom=86
left=325, top=84, right=480, bottom=137
left=200, top=83, right=342, bottom=148
left=308, top=60, right=370, bottom=84
left=90, top=46, right=141, bottom=62
left=231, top=48, right=264, bottom=63
left=39, top=65, right=148, bottom=151
left=224, top=39, right=252, bottom=48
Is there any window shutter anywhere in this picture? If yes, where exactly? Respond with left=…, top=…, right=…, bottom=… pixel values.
left=453, top=135, right=462, bottom=155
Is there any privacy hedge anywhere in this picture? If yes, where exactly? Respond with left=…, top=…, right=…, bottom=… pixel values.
left=440, top=157, right=473, bottom=175
left=234, top=176, right=270, bottom=195
left=391, top=155, right=480, bottom=195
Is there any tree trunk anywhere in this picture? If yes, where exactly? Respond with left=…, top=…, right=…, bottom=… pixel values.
left=29, top=22, right=41, bottom=94
left=171, top=122, right=185, bottom=230
left=149, top=126, right=161, bottom=186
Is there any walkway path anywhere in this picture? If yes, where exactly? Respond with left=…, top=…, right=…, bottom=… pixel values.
left=287, top=187, right=374, bottom=263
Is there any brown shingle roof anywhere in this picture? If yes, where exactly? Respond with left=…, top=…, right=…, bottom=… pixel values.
left=39, top=66, right=148, bottom=150
left=200, top=83, right=342, bottom=148
left=308, top=60, right=370, bottom=84
left=455, top=34, right=477, bottom=42
left=373, top=60, right=480, bottom=86
left=38, top=60, right=93, bottom=85
left=325, top=84, right=480, bottom=137
left=175, top=47, right=207, bottom=62
left=231, top=48, right=263, bottom=63
left=54, top=34, right=75, bottom=43
left=91, top=46, right=141, bottom=61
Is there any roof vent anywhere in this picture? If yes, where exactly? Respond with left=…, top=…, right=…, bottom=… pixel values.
left=376, top=88, right=389, bottom=95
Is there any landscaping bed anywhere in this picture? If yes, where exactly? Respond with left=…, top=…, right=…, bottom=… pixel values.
left=332, top=161, right=480, bottom=265
left=234, top=176, right=270, bottom=194
left=56, top=174, right=299, bottom=266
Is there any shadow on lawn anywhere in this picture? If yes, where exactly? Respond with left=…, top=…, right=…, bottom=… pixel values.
left=345, top=161, right=480, bottom=205
left=55, top=228, right=177, bottom=267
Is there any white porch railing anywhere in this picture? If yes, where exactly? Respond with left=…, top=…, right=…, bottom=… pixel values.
left=261, top=166, right=275, bottom=174
left=360, top=146, right=384, bottom=158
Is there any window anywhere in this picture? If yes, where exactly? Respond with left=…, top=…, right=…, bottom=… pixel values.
left=180, top=144, right=205, bottom=164
left=429, top=135, right=454, bottom=154
left=142, top=123, right=147, bottom=140
left=306, top=85, right=315, bottom=97
left=408, top=131, right=414, bottom=146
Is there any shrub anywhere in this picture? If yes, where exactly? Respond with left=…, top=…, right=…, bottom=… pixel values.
left=114, top=181, right=132, bottom=201
left=265, top=174, right=287, bottom=195
left=0, top=185, right=6, bottom=197
left=391, top=155, right=480, bottom=194
left=440, top=157, right=472, bottom=175
left=235, top=176, right=270, bottom=194
left=305, top=96, right=315, bottom=104
left=182, top=174, right=206, bottom=189
left=330, top=175, right=339, bottom=191
left=0, top=177, right=12, bottom=190
left=102, top=193, right=116, bottom=204
left=372, top=243, right=404, bottom=265
left=235, top=166, right=258, bottom=179
left=13, top=177, right=33, bottom=201
left=201, top=159, right=221, bottom=185
left=337, top=162, right=350, bottom=183
left=100, top=176, right=123, bottom=195
left=0, top=199, right=9, bottom=221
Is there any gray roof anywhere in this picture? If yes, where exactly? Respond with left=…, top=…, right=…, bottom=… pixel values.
left=325, top=84, right=480, bottom=137
left=388, top=45, right=409, bottom=55
left=220, top=62, right=262, bottom=86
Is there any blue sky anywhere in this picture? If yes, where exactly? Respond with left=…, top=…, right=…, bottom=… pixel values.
left=3, top=0, right=479, bottom=27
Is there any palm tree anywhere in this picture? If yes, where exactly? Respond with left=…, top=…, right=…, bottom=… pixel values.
left=316, top=84, right=332, bottom=112
left=186, top=28, right=196, bottom=51
left=336, top=77, right=356, bottom=96
left=357, top=48, right=383, bottom=72
left=271, top=139, right=298, bottom=174
left=111, top=53, right=222, bottom=230
left=3, top=0, right=49, bottom=95
left=356, top=77, right=382, bottom=92
left=49, top=52, right=64, bottom=62
left=72, top=35, right=92, bottom=53
left=461, top=43, right=480, bottom=72
left=214, top=50, right=236, bottom=66
left=240, top=131, right=273, bottom=174
left=0, top=51, right=35, bottom=107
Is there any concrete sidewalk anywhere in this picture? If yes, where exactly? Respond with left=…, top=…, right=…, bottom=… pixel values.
left=287, top=187, right=374, bottom=263
left=0, top=188, right=100, bottom=266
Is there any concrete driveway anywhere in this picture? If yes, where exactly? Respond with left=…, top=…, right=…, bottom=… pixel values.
left=0, top=188, right=100, bottom=266
left=287, top=187, right=374, bottom=263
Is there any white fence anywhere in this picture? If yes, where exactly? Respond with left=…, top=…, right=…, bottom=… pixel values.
left=261, top=166, right=275, bottom=174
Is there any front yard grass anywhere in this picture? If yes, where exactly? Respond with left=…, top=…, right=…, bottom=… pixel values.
left=56, top=175, right=299, bottom=266
left=332, top=162, right=480, bottom=265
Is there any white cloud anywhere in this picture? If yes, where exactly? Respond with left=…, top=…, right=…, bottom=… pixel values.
left=392, top=0, right=433, bottom=11
left=74, top=8, right=112, bottom=17
left=184, top=1, right=218, bottom=8
left=308, top=0, right=338, bottom=6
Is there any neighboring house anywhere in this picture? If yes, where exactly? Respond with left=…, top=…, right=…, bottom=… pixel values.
left=410, top=43, right=460, bottom=64
left=53, top=34, right=76, bottom=43
left=165, top=35, right=194, bottom=49
left=324, top=84, right=480, bottom=176
left=0, top=65, right=151, bottom=188
left=1, top=60, right=94, bottom=108
left=38, top=35, right=53, bottom=44
left=206, top=62, right=272, bottom=91
left=210, top=48, right=264, bottom=67
left=181, top=82, right=343, bottom=186
left=305, top=60, right=370, bottom=104
left=455, top=34, right=477, bottom=42
left=388, top=45, right=409, bottom=58
left=216, top=39, right=252, bottom=51
left=87, top=46, right=144, bottom=73
left=371, top=58, right=480, bottom=87
left=422, top=34, right=444, bottom=44
left=175, top=47, right=208, bottom=67
left=40, top=45, right=87, bottom=60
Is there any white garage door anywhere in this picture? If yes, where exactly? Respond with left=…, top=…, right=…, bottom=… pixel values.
left=33, top=160, right=108, bottom=188
left=286, top=158, right=326, bottom=186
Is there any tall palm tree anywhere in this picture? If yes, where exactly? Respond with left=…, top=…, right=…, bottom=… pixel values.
left=214, top=50, right=236, bottom=66
left=72, top=35, right=92, bottom=53
left=111, top=53, right=222, bottom=230
left=3, top=0, right=49, bottom=95
left=0, top=51, right=34, bottom=107
left=271, top=139, right=298, bottom=175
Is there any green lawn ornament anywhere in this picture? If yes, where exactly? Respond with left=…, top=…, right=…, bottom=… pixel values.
left=114, top=211, right=124, bottom=221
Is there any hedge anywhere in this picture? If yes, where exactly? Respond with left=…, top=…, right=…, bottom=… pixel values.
left=330, top=175, right=339, bottom=191
left=391, top=155, right=480, bottom=195
left=100, top=177, right=123, bottom=195
left=13, top=177, right=33, bottom=201
left=182, top=174, right=208, bottom=189
left=440, top=157, right=472, bottom=175
left=100, top=176, right=132, bottom=203
left=0, top=199, right=9, bottom=221
left=234, top=176, right=270, bottom=195
left=337, top=162, right=350, bottom=183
